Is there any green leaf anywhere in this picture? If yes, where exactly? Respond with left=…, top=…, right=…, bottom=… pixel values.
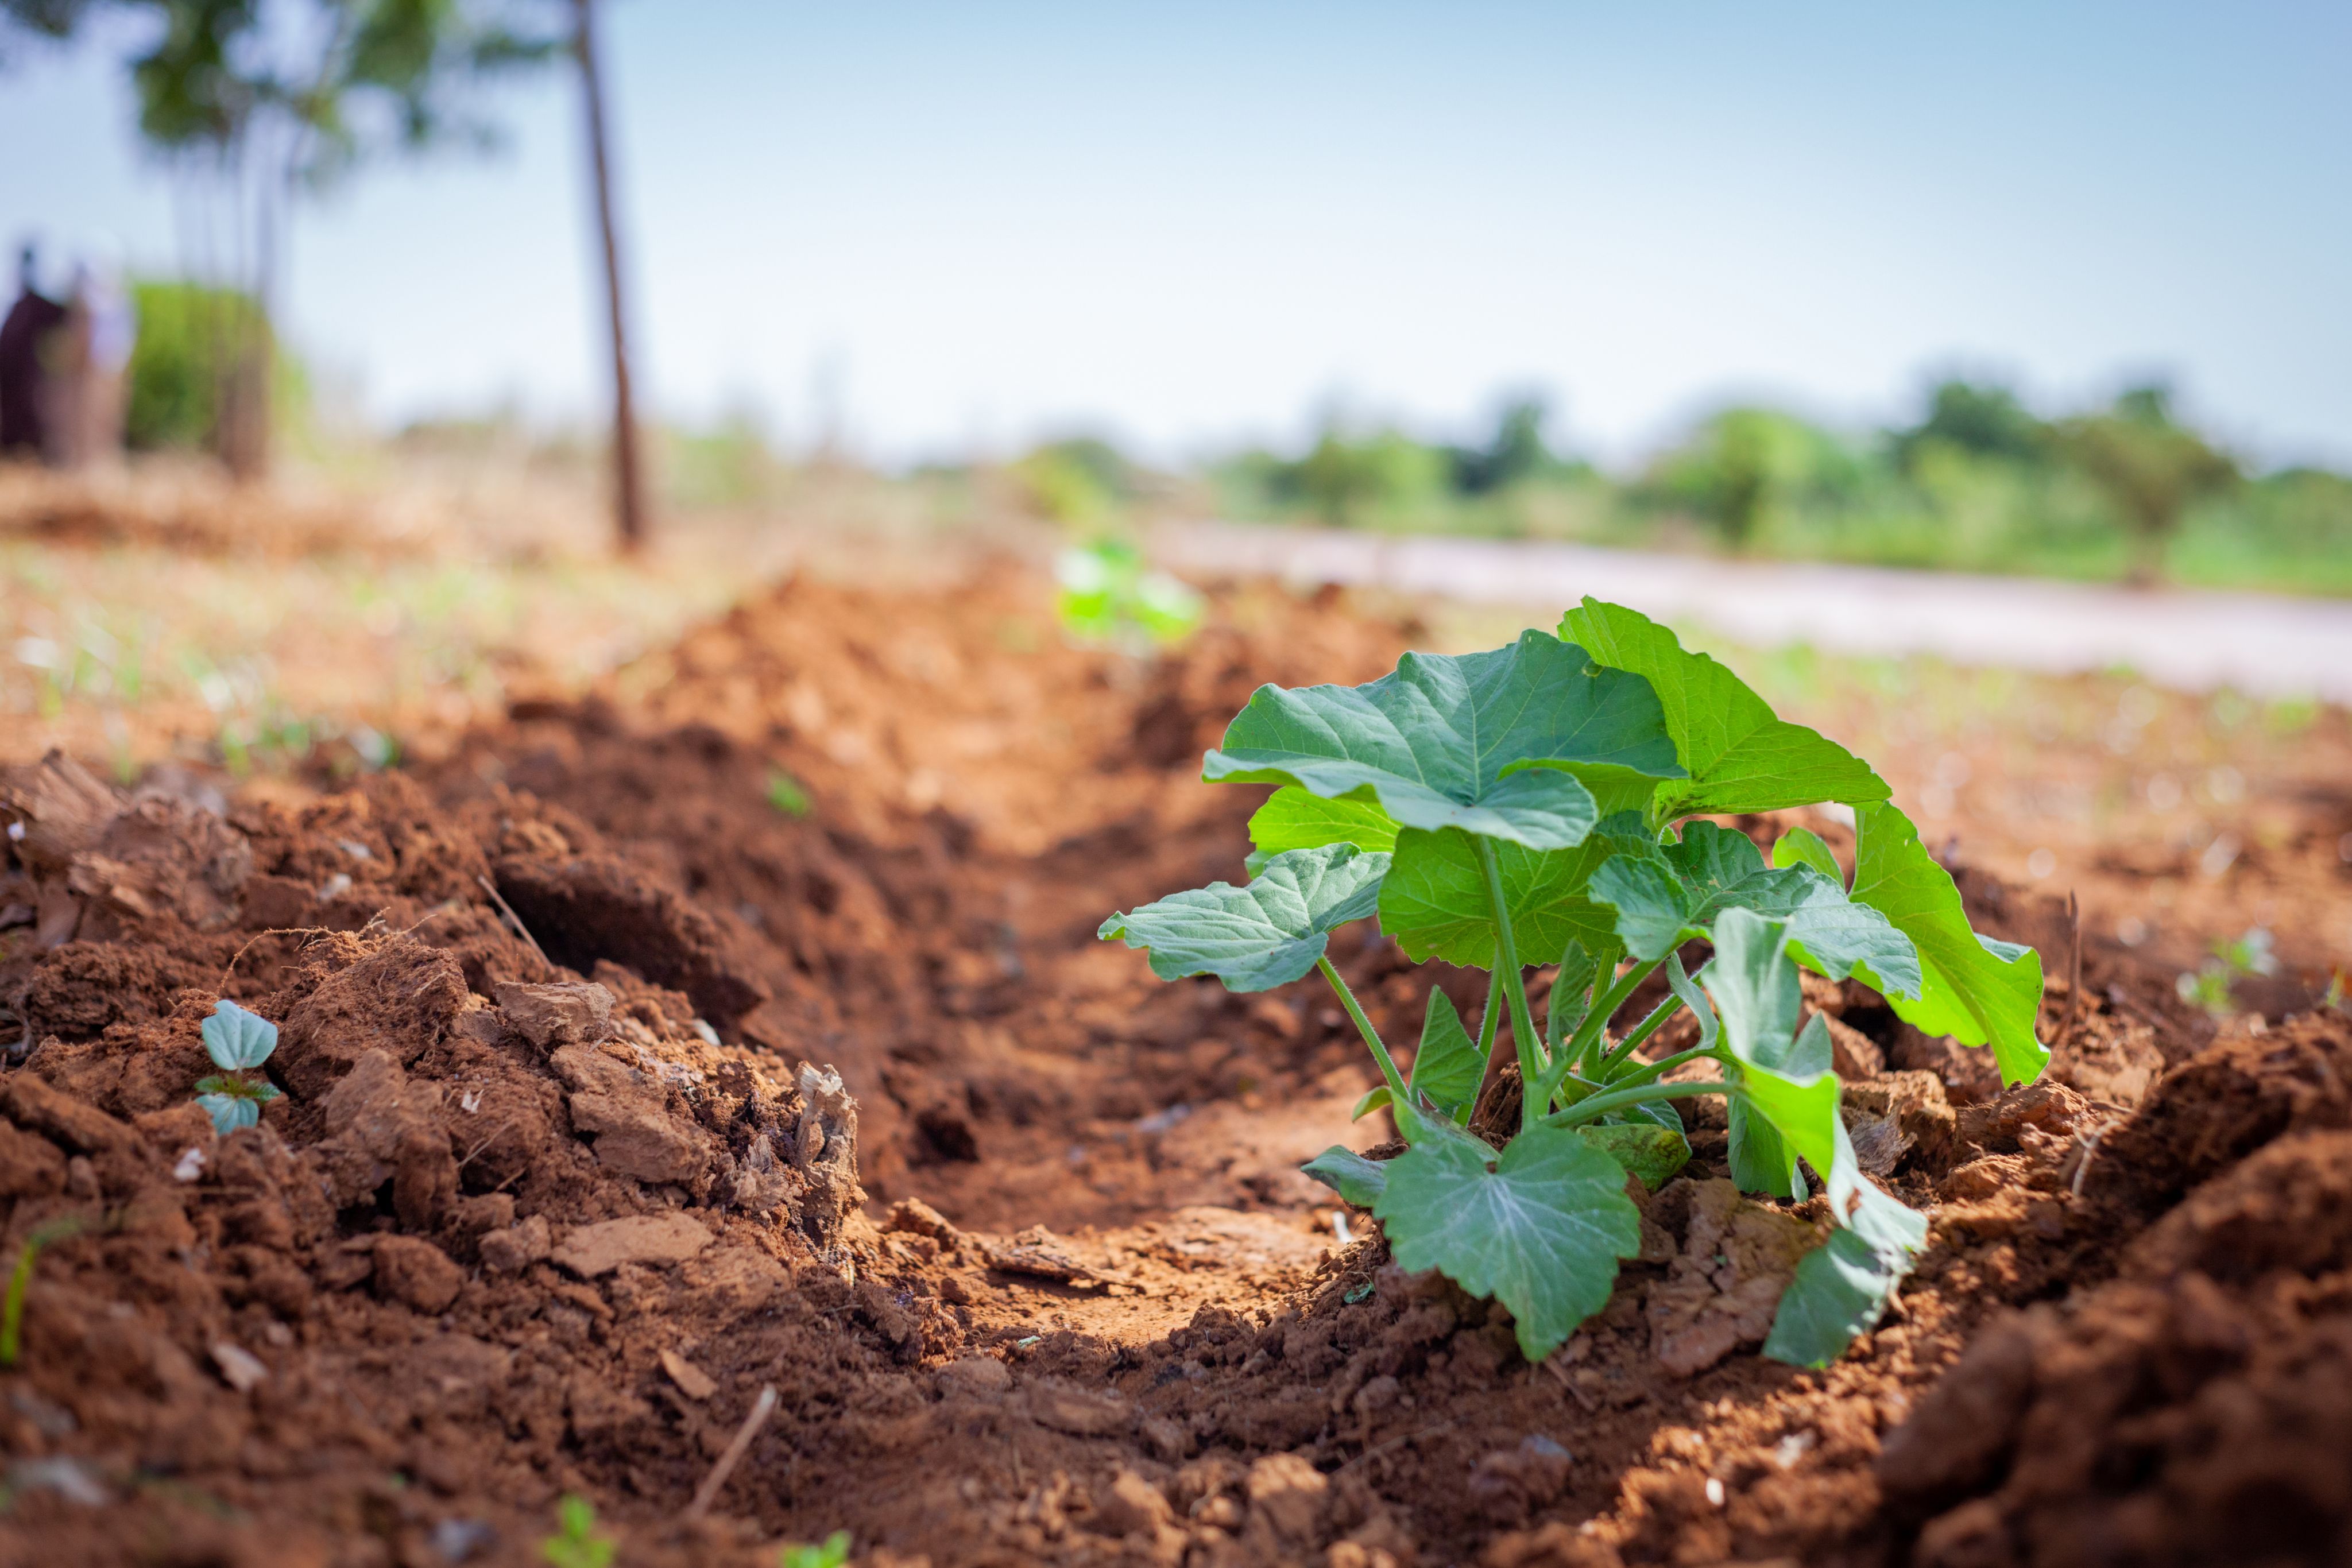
left=1100, top=843, right=1388, bottom=992
left=1374, top=1122, right=1642, bottom=1361
left=1762, top=1229, right=1903, bottom=1368
left=1849, top=802, right=2049, bottom=1086
left=1763, top=1112, right=1931, bottom=1367
left=196, top=1091, right=260, bottom=1135
left=1301, top=1146, right=1390, bottom=1207
left=1205, top=629, right=1683, bottom=850
left=1707, top=909, right=1839, bottom=1200
left=1546, top=939, right=1599, bottom=1056
left=1409, top=989, right=1484, bottom=1124
left=1576, top=1118, right=1690, bottom=1189
left=1247, top=784, right=1401, bottom=858
left=1351, top=1086, right=1391, bottom=1121
left=1585, top=822, right=1921, bottom=996
left=202, top=998, right=278, bottom=1071
left=1771, top=826, right=1844, bottom=883
left=1378, top=814, right=1659, bottom=968
left=1559, top=598, right=1889, bottom=823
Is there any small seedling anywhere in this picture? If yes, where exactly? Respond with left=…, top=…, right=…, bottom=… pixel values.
left=780, top=1531, right=852, bottom=1568
left=1103, top=599, right=2046, bottom=1366
left=2176, top=926, right=2276, bottom=1016
left=193, top=999, right=281, bottom=1134
left=541, top=1495, right=613, bottom=1568
left=766, top=769, right=813, bottom=818
left=1055, top=539, right=1202, bottom=650
left=1, top=1217, right=88, bottom=1368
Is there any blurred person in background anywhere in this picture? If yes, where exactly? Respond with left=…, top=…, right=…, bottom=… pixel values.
left=47, top=243, right=135, bottom=467
left=0, top=241, right=65, bottom=458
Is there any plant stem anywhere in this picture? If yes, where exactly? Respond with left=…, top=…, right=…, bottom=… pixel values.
left=1317, top=955, right=1411, bottom=1110
left=1562, top=956, right=1663, bottom=1075
left=1472, top=838, right=1545, bottom=1133
left=1600, top=1044, right=1719, bottom=1095
left=1543, top=1076, right=1724, bottom=1132
left=1477, top=965, right=1501, bottom=1067
left=1593, top=988, right=1685, bottom=1078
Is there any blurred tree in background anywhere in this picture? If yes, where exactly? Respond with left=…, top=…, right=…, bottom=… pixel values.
left=2055, top=384, right=2238, bottom=586
left=3, top=0, right=566, bottom=476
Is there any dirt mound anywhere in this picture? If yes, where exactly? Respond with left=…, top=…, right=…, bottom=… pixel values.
left=2, top=567, right=2348, bottom=1567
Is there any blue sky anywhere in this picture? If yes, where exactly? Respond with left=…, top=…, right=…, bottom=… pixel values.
left=3, top=1, right=2346, bottom=467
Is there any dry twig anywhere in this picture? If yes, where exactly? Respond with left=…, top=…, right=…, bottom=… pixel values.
left=683, top=1383, right=777, bottom=1520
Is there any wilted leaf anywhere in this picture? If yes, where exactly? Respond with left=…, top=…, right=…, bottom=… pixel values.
left=1302, top=1146, right=1390, bottom=1207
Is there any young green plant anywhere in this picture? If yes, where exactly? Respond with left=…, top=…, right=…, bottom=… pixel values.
left=1102, top=599, right=2046, bottom=1366
left=541, top=1495, right=614, bottom=1568
left=193, top=998, right=281, bottom=1135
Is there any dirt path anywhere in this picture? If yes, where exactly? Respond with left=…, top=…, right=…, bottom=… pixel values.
left=3, top=566, right=2351, bottom=1567
left=1156, top=522, right=2352, bottom=702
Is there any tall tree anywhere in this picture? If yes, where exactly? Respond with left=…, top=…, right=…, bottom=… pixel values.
left=2056, top=384, right=2237, bottom=587
left=570, top=0, right=642, bottom=551
left=4, top=1, right=566, bottom=478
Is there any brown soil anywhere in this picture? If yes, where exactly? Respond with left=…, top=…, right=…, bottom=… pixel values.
left=2, top=566, right=2349, bottom=1567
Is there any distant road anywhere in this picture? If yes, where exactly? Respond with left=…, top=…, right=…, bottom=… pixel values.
left=1154, top=524, right=2352, bottom=704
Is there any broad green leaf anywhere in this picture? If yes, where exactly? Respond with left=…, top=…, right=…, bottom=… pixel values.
left=197, top=1091, right=260, bottom=1134
left=1247, top=784, right=1401, bottom=859
left=1763, top=1114, right=1930, bottom=1366
left=1560, top=599, right=1889, bottom=823
left=1205, top=630, right=1683, bottom=850
left=1576, top=1118, right=1690, bottom=1189
left=1100, top=843, right=1388, bottom=992
left=1586, top=822, right=1921, bottom=996
left=1379, top=815, right=1661, bottom=968
left=1374, top=1122, right=1642, bottom=1361
left=202, top=998, right=278, bottom=1071
left=1708, top=910, right=1837, bottom=1200
left=1771, top=826, right=1844, bottom=884
left=1762, top=1228, right=1903, bottom=1368
left=1409, top=989, right=1484, bottom=1124
left=1849, top=802, right=2049, bottom=1086
left=1302, top=1146, right=1390, bottom=1207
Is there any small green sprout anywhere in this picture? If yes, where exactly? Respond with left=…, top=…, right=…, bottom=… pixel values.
left=2176, top=926, right=2276, bottom=1016
left=2, top=1217, right=88, bottom=1367
left=780, top=1531, right=852, bottom=1568
left=541, top=1495, right=614, bottom=1568
left=1102, top=599, right=2048, bottom=1369
left=1055, top=539, right=1202, bottom=650
left=766, top=769, right=812, bottom=819
left=194, top=999, right=281, bottom=1135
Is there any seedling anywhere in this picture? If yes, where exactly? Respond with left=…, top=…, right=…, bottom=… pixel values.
left=2177, top=925, right=2276, bottom=1016
left=1, top=1217, right=88, bottom=1368
left=1055, top=539, right=1202, bottom=649
left=541, top=1495, right=613, bottom=1568
left=193, top=999, right=281, bottom=1135
left=780, top=1532, right=852, bottom=1568
left=767, top=769, right=813, bottom=819
left=1103, top=599, right=2045, bottom=1365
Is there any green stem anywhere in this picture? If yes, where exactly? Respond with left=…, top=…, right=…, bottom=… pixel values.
left=1473, top=838, right=1546, bottom=1133
left=1476, top=965, right=1501, bottom=1070
left=1317, top=955, right=1411, bottom=1110
left=1561, top=956, right=1662, bottom=1076
left=1600, top=1044, right=1719, bottom=1095
left=1593, top=988, right=1684, bottom=1078
left=1543, top=1076, right=1724, bottom=1132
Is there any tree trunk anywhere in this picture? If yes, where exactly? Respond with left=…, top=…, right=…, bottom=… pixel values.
left=573, top=0, right=647, bottom=552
